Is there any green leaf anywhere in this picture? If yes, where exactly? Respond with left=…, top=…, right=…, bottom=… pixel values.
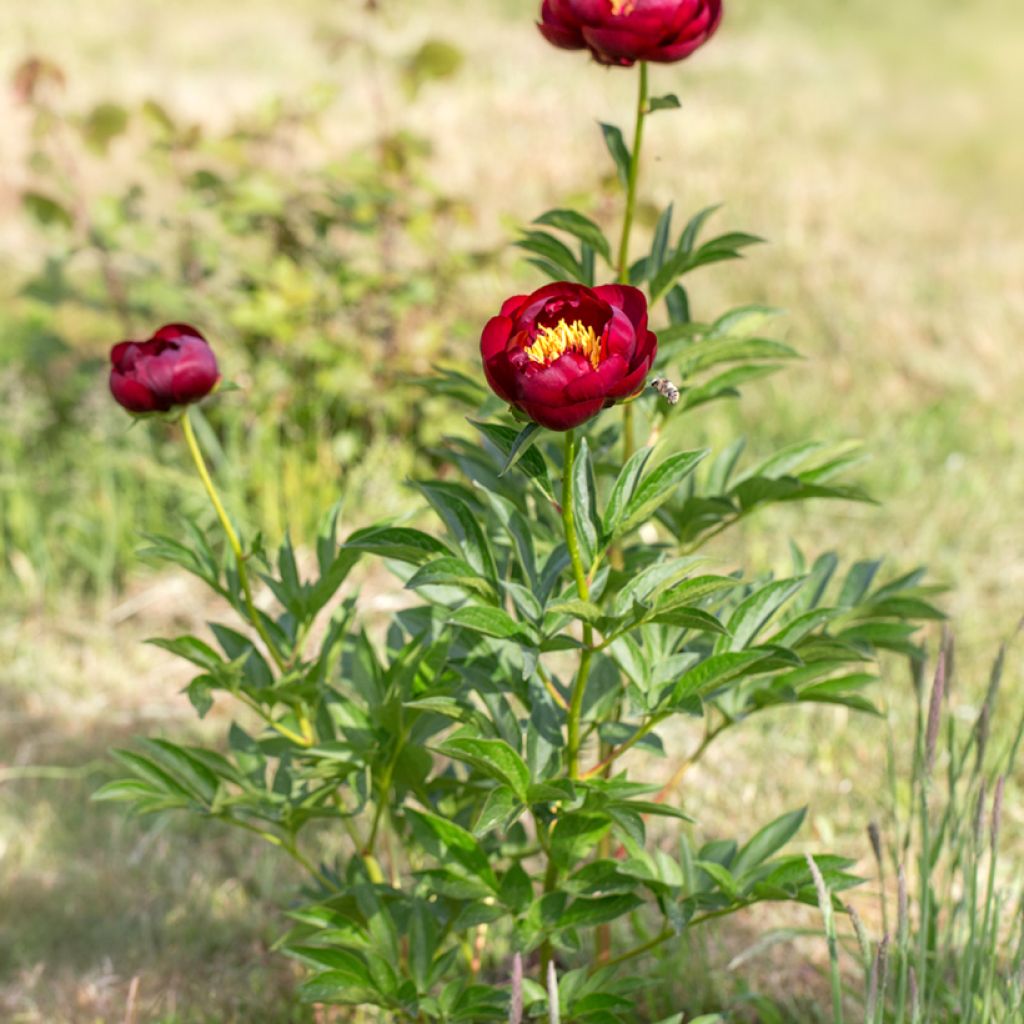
left=720, top=578, right=806, bottom=652
left=406, top=810, right=498, bottom=889
left=733, top=808, right=807, bottom=878
left=666, top=284, right=691, bottom=325
left=473, top=421, right=554, bottom=498
left=475, top=785, right=522, bottom=836
left=551, top=813, right=612, bottom=870
left=535, top=209, right=613, bottom=266
left=415, top=481, right=497, bottom=579
left=439, top=736, right=531, bottom=801
left=82, top=101, right=129, bottom=153
left=147, top=636, right=224, bottom=673
left=22, top=191, right=74, bottom=230
left=92, top=779, right=162, bottom=804
left=611, top=449, right=708, bottom=539
left=679, top=364, right=783, bottom=412
left=679, top=203, right=723, bottom=255
left=558, top=894, right=644, bottom=930
left=403, top=38, right=464, bottom=96
left=407, top=557, right=497, bottom=601
left=516, top=230, right=584, bottom=282
left=571, top=438, right=600, bottom=566
left=499, top=422, right=544, bottom=477
left=649, top=204, right=674, bottom=279
left=602, top=447, right=655, bottom=537
left=449, top=606, right=534, bottom=642
left=498, top=863, right=534, bottom=913
left=696, top=859, right=741, bottom=899
left=600, top=122, right=631, bottom=189
left=670, top=651, right=772, bottom=706
left=673, top=337, right=800, bottom=378
left=648, top=93, right=682, bottom=113
left=546, top=598, right=605, bottom=626
left=343, top=526, right=450, bottom=564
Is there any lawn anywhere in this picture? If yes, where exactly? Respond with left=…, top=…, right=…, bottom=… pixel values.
left=1, top=0, right=1022, bottom=1020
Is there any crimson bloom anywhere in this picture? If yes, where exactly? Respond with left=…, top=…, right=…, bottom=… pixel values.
left=109, top=323, right=221, bottom=415
left=539, top=0, right=722, bottom=67
left=481, top=282, right=657, bottom=432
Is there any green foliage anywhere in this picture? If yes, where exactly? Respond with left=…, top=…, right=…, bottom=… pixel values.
left=2, top=41, right=483, bottom=598
left=99, top=296, right=941, bottom=1020
left=90, top=30, right=946, bottom=1024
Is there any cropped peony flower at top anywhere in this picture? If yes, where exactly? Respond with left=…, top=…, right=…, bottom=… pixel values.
left=539, top=0, right=722, bottom=67
left=109, top=323, right=221, bottom=415
left=481, top=282, right=658, bottom=431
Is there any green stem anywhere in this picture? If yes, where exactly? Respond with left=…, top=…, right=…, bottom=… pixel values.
left=600, top=907, right=732, bottom=974
left=230, top=818, right=333, bottom=890
left=617, top=61, right=649, bottom=464
left=538, top=852, right=560, bottom=976
left=562, top=431, right=594, bottom=780
left=181, top=411, right=288, bottom=676
left=235, top=690, right=311, bottom=748
left=581, top=711, right=667, bottom=781
left=617, top=61, right=650, bottom=285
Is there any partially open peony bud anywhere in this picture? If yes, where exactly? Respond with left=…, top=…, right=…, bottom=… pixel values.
left=109, top=323, right=221, bottom=415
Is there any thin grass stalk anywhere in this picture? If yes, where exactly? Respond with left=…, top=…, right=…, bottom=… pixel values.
left=807, top=854, right=843, bottom=1024
left=868, top=822, right=890, bottom=941
left=547, top=961, right=560, bottom=1024
left=866, top=933, right=889, bottom=1024
left=509, top=953, right=523, bottom=1024
left=977, top=778, right=1005, bottom=997
left=894, top=864, right=910, bottom=1024
left=916, top=649, right=947, bottom=1007
left=961, top=780, right=987, bottom=1024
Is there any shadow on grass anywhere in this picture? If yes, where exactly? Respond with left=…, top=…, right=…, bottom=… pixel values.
left=0, top=711, right=313, bottom=1024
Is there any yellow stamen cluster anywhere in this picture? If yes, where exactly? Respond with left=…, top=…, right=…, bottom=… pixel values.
left=524, top=320, right=602, bottom=371
left=609, top=0, right=637, bottom=15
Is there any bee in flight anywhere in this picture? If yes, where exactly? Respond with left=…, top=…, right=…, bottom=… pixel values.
left=651, top=377, right=680, bottom=406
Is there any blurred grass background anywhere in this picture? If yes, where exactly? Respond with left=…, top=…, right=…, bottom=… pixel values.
left=1, top=0, right=1023, bottom=1020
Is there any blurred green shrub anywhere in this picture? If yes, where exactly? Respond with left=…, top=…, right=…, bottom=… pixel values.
left=2, top=38, right=490, bottom=600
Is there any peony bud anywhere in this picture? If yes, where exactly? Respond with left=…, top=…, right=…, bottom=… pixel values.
left=109, top=323, right=221, bottom=415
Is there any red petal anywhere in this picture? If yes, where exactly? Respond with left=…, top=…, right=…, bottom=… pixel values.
left=110, top=371, right=161, bottom=413
left=516, top=396, right=606, bottom=431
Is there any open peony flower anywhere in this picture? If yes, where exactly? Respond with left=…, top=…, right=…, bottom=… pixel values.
left=481, top=282, right=657, bottom=431
left=539, top=0, right=723, bottom=67
left=109, top=323, right=221, bottom=415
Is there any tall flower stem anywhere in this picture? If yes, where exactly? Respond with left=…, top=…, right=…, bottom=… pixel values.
left=181, top=410, right=289, bottom=678
left=562, top=430, right=594, bottom=779
left=617, top=61, right=650, bottom=463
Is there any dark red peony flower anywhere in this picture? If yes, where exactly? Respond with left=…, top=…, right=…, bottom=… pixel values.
left=539, top=0, right=722, bottom=67
left=109, top=323, right=221, bottom=414
left=481, top=282, right=657, bottom=431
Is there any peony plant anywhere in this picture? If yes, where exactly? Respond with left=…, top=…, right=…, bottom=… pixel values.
left=98, top=4, right=942, bottom=1020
